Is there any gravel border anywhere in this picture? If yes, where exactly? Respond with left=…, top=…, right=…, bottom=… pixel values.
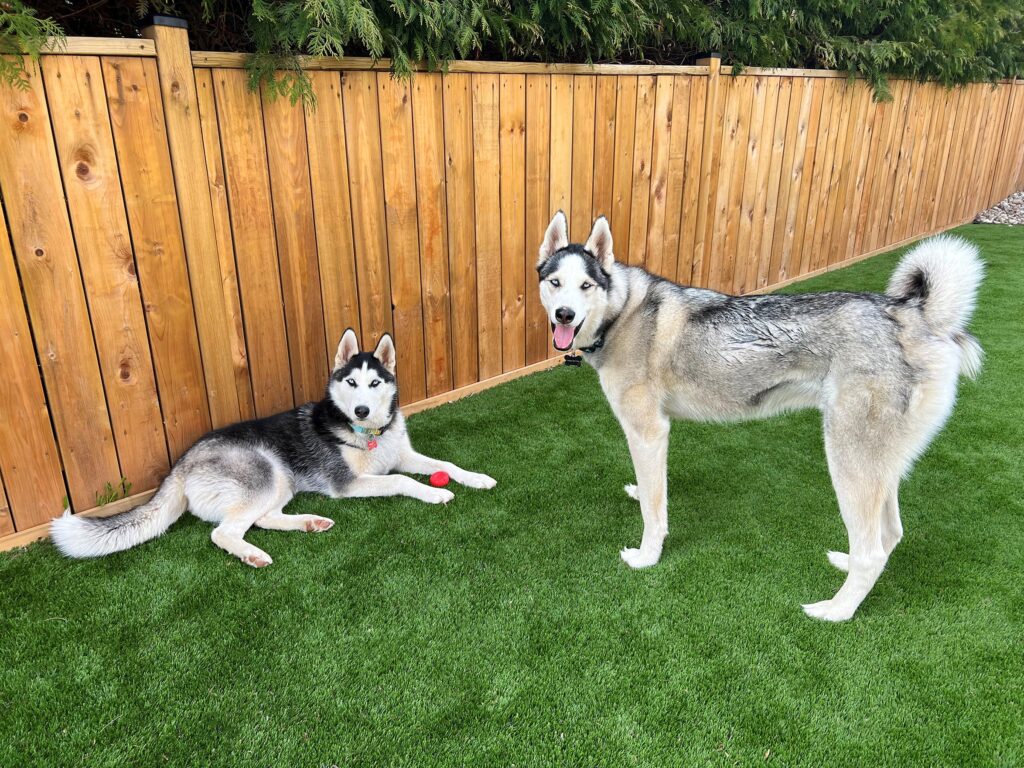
left=974, top=190, right=1024, bottom=225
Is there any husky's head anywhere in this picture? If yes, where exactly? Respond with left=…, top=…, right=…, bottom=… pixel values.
left=328, top=329, right=398, bottom=429
left=536, top=212, right=615, bottom=351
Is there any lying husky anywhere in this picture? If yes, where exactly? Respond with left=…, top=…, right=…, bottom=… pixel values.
left=51, top=330, right=496, bottom=566
left=537, top=211, right=983, bottom=621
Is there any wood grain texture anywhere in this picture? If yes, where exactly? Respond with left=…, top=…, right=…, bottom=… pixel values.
left=212, top=67, right=293, bottom=417
left=194, top=68, right=255, bottom=421
left=103, top=56, right=210, bottom=459
left=569, top=76, right=596, bottom=242
left=262, top=86, right=328, bottom=404
left=305, top=71, right=361, bottom=358
left=377, top=74, right=427, bottom=403
left=592, top=76, right=618, bottom=221
left=43, top=55, right=169, bottom=491
left=0, top=65, right=120, bottom=510
left=471, top=74, right=503, bottom=381
left=524, top=74, right=551, bottom=364
left=0, top=479, right=13, bottom=538
left=0, top=189, right=67, bottom=528
left=627, top=75, right=656, bottom=268
left=644, top=75, right=675, bottom=277
left=143, top=23, right=242, bottom=427
left=609, top=76, right=638, bottom=260
left=410, top=73, right=453, bottom=396
left=343, top=71, right=394, bottom=350
left=499, top=74, right=527, bottom=373
left=442, top=73, right=479, bottom=386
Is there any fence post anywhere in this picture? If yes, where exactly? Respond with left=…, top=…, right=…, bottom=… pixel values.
left=141, top=16, right=243, bottom=428
left=691, top=53, right=721, bottom=286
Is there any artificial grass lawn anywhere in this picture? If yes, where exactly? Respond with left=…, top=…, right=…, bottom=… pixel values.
left=1, top=224, right=1021, bottom=766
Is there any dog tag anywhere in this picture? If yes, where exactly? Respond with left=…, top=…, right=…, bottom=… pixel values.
left=563, top=354, right=582, bottom=367
left=367, top=438, right=378, bottom=450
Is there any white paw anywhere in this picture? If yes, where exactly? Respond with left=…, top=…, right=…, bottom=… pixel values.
left=624, top=484, right=639, bottom=501
left=304, top=516, right=334, bottom=532
left=826, top=550, right=849, bottom=572
left=242, top=552, right=273, bottom=568
left=421, top=487, right=455, bottom=505
left=620, top=547, right=661, bottom=569
left=802, top=599, right=856, bottom=622
left=459, top=472, right=497, bottom=490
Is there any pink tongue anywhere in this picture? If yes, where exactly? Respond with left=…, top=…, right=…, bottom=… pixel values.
left=553, top=323, right=575, bottom=349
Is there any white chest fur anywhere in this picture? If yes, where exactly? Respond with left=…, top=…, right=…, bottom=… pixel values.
left=340, top=417, right=406, bottom=477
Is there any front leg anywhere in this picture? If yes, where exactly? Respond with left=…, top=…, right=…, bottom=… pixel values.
left=397, top=448, right=497, bottom=490
left=341, top=474, right=453, bottom=504
left=618, top=409, right=671, bottom=569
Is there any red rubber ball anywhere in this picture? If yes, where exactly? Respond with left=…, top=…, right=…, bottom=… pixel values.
left=429, top=471, right=450, bottom=488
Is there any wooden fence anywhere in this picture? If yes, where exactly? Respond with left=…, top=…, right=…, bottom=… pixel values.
left=1, top=23, right=1023, bottom=547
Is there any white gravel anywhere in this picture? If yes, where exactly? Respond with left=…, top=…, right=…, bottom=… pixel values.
left=974, top=190, right=1024, bottom=225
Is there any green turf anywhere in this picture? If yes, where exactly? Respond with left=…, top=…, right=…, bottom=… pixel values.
left=1, top=225, right=1021, bottom=766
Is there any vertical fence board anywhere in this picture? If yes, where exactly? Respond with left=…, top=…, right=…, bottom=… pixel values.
left=442, top=73, right=479, bottom=385
left=569, top=76, right=596, bottom=241
left=263, top=88, right=328, bottom=403
left=592, top=76, right=618, bottom=220
left=142, top=24, right=242, bottom=427
left=194, top=69, right=255, bottom=420
left=789, top=79, right=827, bottom=276
left=677, top=76, right=707, bottom=283
left=411, top=73, right=454, bottom=395
left=837, top=84, right=876, bottom=264
left=754, top=77, right=790, bottom=289
left=737, top=77, right=770, bottom=294
left=609, top=76, right=638, bottom=259
left=745, top=77, right=783, bottom=292
left=770, top=77, right=812, bottom=284
left=471, top=74, right=503, bottom=381
left=43, top=56, right=169, bottom=491
left=524, top=74, right=551, bottom=364
left=706, top=75, right=741, bottom=288
left=378, top=74, right=428, bottom=403
left=212, top=68, right=293, bottom=417
left=0, top=66, right=120, bottom=510
left=499, top=74, right=526, bottom=373
left=344, top=71, right=394, bottom=351
left=103, top=56, right=210, bottom=459
left=644, top=75, right=674, bottom=277
left=627, top=76, right=656, bottom=267
left=662, top=76, right=690, bottom=279
left=0, top=199, right=67, bottom=528
left=802, top=78, right=839, bottom=274
left=816, top=81, right=854, bottom=270
left=303, top=71, right=362, bottom=366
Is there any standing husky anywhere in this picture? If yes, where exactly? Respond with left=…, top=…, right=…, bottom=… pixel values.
left=537, top=211, right=983, bottom=621
left=51, top=330, right=496, bottom=567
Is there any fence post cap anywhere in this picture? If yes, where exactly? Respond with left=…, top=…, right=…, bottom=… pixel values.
left=139, top=14, right=189, bottom=30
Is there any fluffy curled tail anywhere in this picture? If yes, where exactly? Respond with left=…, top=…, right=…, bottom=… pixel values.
left=50, top=470, right=187, bottom=558
left=887, top=235, right=984, bottom=378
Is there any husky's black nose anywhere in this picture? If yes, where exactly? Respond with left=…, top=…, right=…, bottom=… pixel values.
left=354, top=405, right=370, bottom=419
left=555, top=307, right=575, bottom=324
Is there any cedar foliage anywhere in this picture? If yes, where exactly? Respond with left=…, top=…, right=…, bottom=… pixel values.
left=9, top=0, right=1024, bottom=102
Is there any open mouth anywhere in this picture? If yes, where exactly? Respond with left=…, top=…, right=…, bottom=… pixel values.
left=551, top=321, right=582, bottom=351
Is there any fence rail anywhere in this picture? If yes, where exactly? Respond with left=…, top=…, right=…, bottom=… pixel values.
left=1, top=28, right=1023, bottom=546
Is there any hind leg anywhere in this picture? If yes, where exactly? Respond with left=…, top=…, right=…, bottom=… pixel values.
left=804, top=464, right=892, bottom=622
left=827, top=486, right=903, bottom=572
left=211, top=505, right=275, bottom=567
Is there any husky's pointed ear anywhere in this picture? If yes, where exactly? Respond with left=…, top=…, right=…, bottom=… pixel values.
left=334, top=328, right=360, bottom=371
left=537, top=210, right=569, bottom=269
left=373, top=333, right=397, bottom=375
left=585, top=216, right=615, bottom=272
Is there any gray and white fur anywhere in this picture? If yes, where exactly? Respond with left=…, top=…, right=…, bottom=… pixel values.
left=51, top=331, right=497, bottom=567
left=537, top=211, right=983, bottom=621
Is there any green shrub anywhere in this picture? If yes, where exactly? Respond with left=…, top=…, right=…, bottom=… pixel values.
left=11, top=1, right=1024, bottom=103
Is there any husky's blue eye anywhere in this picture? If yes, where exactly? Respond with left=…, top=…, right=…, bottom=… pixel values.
left=581, top=281, right=592, bottom=290
left=550, top=278, right=561, bottom=288
left=346, top=378, right=356, bottom=387
left=369, top=380, right=381, bottom=388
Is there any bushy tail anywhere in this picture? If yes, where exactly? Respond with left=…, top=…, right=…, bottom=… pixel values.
left=50, top=470, right=187, bottom=558
left=887, top=235, right=984, bottom=378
